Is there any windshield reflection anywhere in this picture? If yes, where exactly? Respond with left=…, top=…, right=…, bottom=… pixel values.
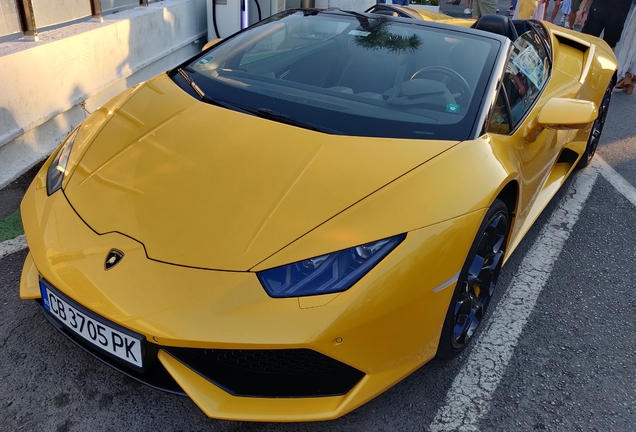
left=353, top=17, right=423, bottom=54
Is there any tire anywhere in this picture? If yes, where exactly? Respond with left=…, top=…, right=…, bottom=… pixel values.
left=437, top=199, right=509, bottom=359
left=576, top=81, right=613, bottom=169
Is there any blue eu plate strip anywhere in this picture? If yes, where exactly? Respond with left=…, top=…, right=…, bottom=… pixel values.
left=39, top=281, right=51, bottom=311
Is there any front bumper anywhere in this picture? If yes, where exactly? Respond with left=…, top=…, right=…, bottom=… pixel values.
left=20, top=172, right=483, bottom=421
left=33, top=284, right=184, bottom=395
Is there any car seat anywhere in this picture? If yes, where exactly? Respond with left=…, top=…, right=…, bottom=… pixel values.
left=471, top=14, right=518, bottom=41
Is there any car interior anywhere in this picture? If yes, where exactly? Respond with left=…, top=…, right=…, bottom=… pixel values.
left=471, top=14, right=518, bottom=41
left=296, top=13, right=535, bottom=111
left=190, top=25, right=487, bottom=139
left=189, top=10, right=549, bottom=137
left=224, top=19, right=494, bottom=117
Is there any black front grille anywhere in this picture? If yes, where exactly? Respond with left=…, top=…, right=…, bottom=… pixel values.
left=164, top=347, right=365, bottom=398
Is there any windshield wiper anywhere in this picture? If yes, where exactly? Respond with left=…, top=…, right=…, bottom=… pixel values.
left=177, top=69, right=341, bottom=134
left=177, top=68, right=253, bottom=115
left=256, top=108, right=342, bottom=135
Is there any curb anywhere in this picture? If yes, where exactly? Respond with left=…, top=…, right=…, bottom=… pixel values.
left=0, top=234, right=28, bottom=259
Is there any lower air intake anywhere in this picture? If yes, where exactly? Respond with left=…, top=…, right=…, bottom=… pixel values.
left=164, top=347, right=365, bottom=397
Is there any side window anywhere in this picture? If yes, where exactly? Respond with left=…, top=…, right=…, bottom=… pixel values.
left=488, top=87, right=510, bottom=134
left=502, top=31, right=550, bottom=128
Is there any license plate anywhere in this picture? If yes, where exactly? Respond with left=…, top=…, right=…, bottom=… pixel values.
left=40, top=281, right=144, bottom=369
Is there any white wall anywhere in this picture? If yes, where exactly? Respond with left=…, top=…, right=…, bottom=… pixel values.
left=0, top=0, right=207, bottom=189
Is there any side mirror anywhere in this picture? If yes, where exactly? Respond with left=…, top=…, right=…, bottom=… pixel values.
left=524, top=98, right=597, bottom=141
left=202, top=38, right=223, bottom=51
left=537, top=98, right=598, bottom=129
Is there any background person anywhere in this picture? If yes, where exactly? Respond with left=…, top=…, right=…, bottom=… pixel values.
left=542, top=0, right=549, bottom=19
left=548, top=0, right=563, bottom=22
left=472, top=0, right=497, bottom=17
left=508, top=0, right=516, bottom=15
left=531, top=0, right=547, bottom=20
left=559, top=0, right=572, bottom=28
left=576, top=0, right=592, bottom=26
left=512, top=0, right=538, bottom=19
left=465, top=0, right=474, bottom=15
left=580, top=0, right=631, bottom=50
left=567, top=0, right=583, bottom=28
left=615, top=6, right=636, bottom=94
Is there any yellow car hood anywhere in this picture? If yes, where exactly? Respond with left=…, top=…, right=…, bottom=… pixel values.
left=65, top=74, right=459, bottom=271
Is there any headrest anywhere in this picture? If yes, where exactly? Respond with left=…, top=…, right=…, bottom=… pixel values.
left=471, top=14, right=518, bottom=41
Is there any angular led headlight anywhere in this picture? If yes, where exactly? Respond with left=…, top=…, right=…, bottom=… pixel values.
left=257, top=234, right=406, bottom=298
left=46, top=127, right=79, bottom=196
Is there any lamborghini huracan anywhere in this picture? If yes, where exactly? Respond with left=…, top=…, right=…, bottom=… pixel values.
left=20, top=8, right=616, bottom=421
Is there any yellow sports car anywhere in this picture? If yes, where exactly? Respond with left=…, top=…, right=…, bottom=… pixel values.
left=20, top=9, right=615, bottom=422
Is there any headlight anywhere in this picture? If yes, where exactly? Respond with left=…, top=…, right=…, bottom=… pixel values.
left=46, top=127, right=79, bottom=195
left=257, top=234, right=406, bottom=298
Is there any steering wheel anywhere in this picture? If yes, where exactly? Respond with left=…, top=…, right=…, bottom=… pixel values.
left=410, top=66, right=471, bottom=101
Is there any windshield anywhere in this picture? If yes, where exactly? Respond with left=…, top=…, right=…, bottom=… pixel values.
left=175, top=11, right=501, bottom=140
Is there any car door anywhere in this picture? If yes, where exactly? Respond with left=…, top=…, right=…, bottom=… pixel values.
left=486, top=28, right=557, bottom=232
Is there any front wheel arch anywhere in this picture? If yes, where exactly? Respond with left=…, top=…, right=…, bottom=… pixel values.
left=436, top=198, right=510, bottom=359
left=496, top=181, right=518, bottom=227
left=576, top=79, right=614, bottom=169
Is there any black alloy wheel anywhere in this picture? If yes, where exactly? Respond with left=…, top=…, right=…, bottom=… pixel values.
left=577, top=81, right=613, bottom=169
left=437, top=199, right=509, bottom=359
